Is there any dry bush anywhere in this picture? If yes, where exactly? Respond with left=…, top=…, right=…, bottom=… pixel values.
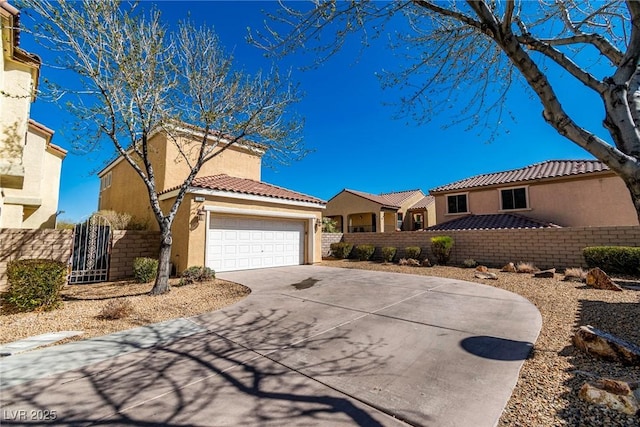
left=516, top=262, right=537, bottom=274
left=97, top=299, right=134, bottom=320
left=563, top=267, right=587, bottom=281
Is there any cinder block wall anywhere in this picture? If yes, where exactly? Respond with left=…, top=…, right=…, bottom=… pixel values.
left=0, top=229, right=161, bottom=290
left=109, top=230, right=161, bottom=280
left=341, top=226, right=640, bottom=270
left=0, top=229, right=74, bottom=290
left=321, top=233, right=344, bottom=257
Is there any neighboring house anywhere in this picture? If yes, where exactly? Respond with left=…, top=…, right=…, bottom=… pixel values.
left=97, top=125, right=326, bottom=274
left=428, top=159, right=639, bottom=229
left=0, top=2, right=66, bottom=228
left=407, top=195, right=436, bottom=231
left=324, top=189, right=433, bottom=232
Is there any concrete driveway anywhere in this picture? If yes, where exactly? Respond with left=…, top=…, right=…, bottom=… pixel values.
left=1, top=266, right=541, bottom=426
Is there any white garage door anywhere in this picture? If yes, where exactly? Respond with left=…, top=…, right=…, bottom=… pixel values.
left=206, top=215, right=305, bottom=272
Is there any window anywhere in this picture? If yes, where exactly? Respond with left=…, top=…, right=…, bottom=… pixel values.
left=100, top=171, right=112, bottom=191
left=447, top=194, right=468, bottom=214
left=501, top=187, right=528, bottom=210
left=397, top=212, right=404, bottom=230
left=413, top=213, right=423, bottom=230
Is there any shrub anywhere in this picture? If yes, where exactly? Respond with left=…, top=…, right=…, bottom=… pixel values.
left=330, top=242, right=353, bottom=259
left=381, top=246, right=397, bottom=263
left=404, top=246, right=421, bottom=260
left=132, top=257, right=158, bottom=283
left=96, top=210, right=132, bottom=230
left=354, top=244, right=375, bottom=261
left=179, top=266, right=215, bottom=286
left=563, top=267, right=587, bottom=282
left=462, top=258, right=477, bottom=268
left=516, top=262, right=537, bottom=274
left=583, top=246, right=640, bottom=275
left=97, top=299, right=134, bottom=320
left=4, top=259, right=67, bottom=312
left=431, top=236, right=454, bottom=265
left=322, top=217, right=340, bottom=233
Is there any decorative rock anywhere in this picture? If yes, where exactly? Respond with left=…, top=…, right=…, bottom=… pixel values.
left=534, top=268, right=556, bottom=278
left=399, top=258, right=408, bottom=266
left=573, top=325, right=640, bottom=366
left=475, top=265, right=489, bottom=272
left=586, top=267, right=623, bottom=291
left=579, top=378, right=640, bottom=415
left=501, top=262, right=516, bottom=273
left=474, top=272, right=498, bottom=280
left=421, top=258, right=431, bottom=267
left=407, top=258, right=421, bottom=267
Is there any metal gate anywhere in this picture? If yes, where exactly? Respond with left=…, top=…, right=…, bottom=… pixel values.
left=69, top=215, right=112, bottom=284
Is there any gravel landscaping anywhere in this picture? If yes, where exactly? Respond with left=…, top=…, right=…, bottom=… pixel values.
left=321, top=259, right=640, bottom=427
left=2, top=261, right=639, bottom=426
left=0, top=278, right=250, bottom=346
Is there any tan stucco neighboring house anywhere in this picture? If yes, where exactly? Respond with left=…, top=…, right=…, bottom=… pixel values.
left=324, top=189, right=431, bottom=232
left=97, top=126, right=326, bottom=273
left=407, top=195, right=436, bottom=231
left=0, top=2, right=66, bottom=229
left=428, top=159, right=639, bottom=229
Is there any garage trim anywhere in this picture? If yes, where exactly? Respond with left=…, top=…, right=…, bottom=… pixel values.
left=204, top=205, right=318, bottom=270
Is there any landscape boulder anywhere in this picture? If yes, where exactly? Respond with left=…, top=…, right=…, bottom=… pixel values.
left=501, top=262, right=516, bottom=273
left=586, top=268, right=623, bottom=291
left=579, top=378, right=640, bottom=415
left=475, top=265, right=489, bottom=273
left=573, top=325, right=640, bottom=366
left=534, top=268, right=556, bottom=278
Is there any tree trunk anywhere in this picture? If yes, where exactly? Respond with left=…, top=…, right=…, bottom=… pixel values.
left=150, top=230, right=172, bottom=295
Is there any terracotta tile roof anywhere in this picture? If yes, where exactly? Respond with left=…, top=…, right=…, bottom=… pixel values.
left=338, top=189, right=425, bottom=209
left=379, top=189, right=424, bottom=206
left=183, top=174, right=325, bottom=204
left=430, top=160, right=610, bottom=193
left=343, top=189, right=401, bottom=209
left=425, top=214, right=562, bottom=231
left=408, top=195, right=435, bottom=210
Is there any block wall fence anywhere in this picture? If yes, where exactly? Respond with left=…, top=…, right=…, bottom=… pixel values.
left=0, top=228, right=160, bottom=290
left=322, top=226, right=640, bottom=269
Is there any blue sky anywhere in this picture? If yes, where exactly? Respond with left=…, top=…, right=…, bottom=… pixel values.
left=22, top=1, right=597, bottom=222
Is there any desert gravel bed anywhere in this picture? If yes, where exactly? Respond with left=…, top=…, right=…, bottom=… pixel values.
left=321, top=259, right=640, bottom=427
left=0, top=279, right=250, bottom=346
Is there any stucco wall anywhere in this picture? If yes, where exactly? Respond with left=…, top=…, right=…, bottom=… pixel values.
left=341, top=226, right=640, bottom=270
left=434, top=173, right=638, bottom=227
left=99, top=131, right=264, bottom=228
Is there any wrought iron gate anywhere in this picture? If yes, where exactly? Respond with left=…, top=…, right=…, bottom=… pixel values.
left=69, top=215, right=112, bottom=284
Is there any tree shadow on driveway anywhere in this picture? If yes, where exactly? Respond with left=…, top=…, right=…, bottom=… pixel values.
left=1, top=306, right=397, bottom=426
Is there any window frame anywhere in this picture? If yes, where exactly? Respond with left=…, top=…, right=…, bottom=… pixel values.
left=498, top=186, right=530, bottom=212
left=100, top=171, right=112, bottom=192
left=446, top=193, right=469, bottom=215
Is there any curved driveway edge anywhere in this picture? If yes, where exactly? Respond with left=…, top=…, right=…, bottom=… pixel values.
left=1, top=266, right=541, bottom=427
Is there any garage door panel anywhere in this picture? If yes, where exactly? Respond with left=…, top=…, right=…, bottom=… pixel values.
left=207, top=215, right=305, bottom=272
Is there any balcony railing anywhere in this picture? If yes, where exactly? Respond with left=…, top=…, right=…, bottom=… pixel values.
left=348, top=225, right=375, bottom=233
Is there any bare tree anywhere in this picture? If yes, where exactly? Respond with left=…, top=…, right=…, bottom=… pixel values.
left=25, top=0, right=304, bottom=294
left=254, top=0, right=640, bottom=221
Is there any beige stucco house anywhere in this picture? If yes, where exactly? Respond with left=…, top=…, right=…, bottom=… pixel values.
left=0, top=2, right=66, bottom=229
left=428, top=159, right=639, bottom=229
left=324, top=189, right=433, bottom=232
left=98, top=125, right=326, bottom=274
